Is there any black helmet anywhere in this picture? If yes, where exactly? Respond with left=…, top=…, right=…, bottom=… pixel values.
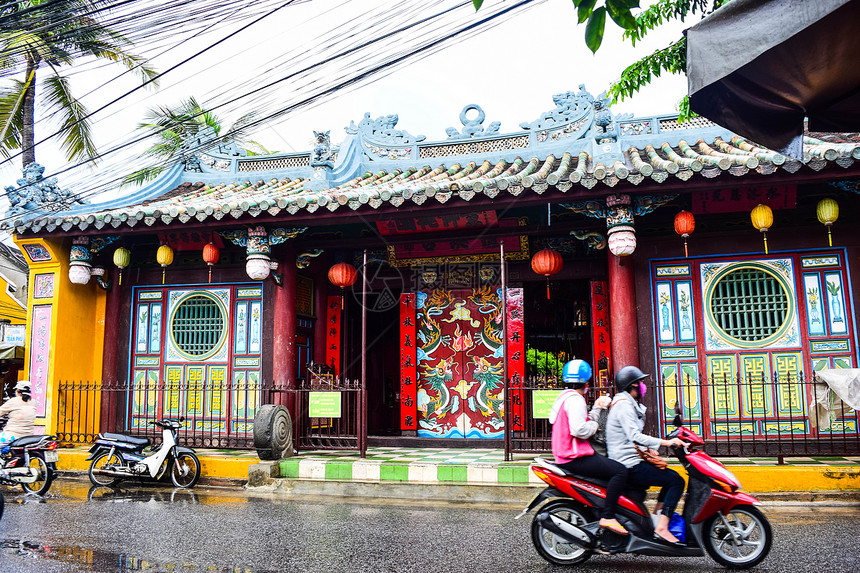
left=615, top=366, right=649, bottom=393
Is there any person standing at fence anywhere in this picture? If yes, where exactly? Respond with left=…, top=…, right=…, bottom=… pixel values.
left=0, top=381, right=36, bottom=446
left=549, top=359, right=630, bottom=535
left=606, top=366, right=688, bottom=544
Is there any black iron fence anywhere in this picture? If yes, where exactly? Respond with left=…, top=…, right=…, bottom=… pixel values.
left=508, top=376, right=615, bottom=453
left=55, top=379, right=362, bottom=451
left=667, top=371, right=860, bottom=457
left=57, top=372, right=859, bottom=458
left=287, top=378, right=362, bottom=451
left=506, top=372, right=860, bottom=458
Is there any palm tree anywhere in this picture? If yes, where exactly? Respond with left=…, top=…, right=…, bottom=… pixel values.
left=123, top=96, right=271, bottom=187
left=0, top=0, right=157, bottom=167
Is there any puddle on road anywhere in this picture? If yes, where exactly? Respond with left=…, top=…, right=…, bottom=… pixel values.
left=1, top=538, right=277, bottom=573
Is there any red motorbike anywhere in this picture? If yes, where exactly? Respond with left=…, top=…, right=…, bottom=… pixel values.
left=518, top=413, right=772, bottom=569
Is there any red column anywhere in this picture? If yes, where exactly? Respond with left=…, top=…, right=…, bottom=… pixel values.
left=313, top=264, right=328, bottom=366
left=273, top=244, right=297, bottom=407
left=607, top=253, right=639, bottom=372
left=99, top=266, right=122, bottom=433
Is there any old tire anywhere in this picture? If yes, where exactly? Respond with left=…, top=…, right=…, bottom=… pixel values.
left=254, top=404, right=293, bottom=460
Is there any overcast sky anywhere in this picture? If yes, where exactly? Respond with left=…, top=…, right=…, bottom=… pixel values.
left=1, top=0, right=692, bottom=205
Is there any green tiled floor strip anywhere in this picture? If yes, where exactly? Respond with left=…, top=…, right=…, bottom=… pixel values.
left=270, top=448, right=860, bottom=485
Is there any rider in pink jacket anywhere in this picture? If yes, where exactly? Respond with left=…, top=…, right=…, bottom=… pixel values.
left=549, top=360, right=629, bottom=535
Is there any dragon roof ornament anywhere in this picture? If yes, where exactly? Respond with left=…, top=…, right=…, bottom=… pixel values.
left=5, top=163, right=85, bottom=214
left=177, top=126, right=247, bottom=172
left=345, top=113, right=426, bottom=146
left=520, top=85, right=598, bottom=132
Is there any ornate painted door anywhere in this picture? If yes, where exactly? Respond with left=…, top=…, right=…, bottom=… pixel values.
left=652, top=252, right=857, bottom=439
left=415, top=288, right=505, bottom=438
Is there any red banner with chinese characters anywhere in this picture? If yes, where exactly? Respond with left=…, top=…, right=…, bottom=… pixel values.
left=399, top=293, right=418, bottom=430
left=505, top=288, right=525, bottom=431
left=590, top=281, right=611, bottom=388
left=692, top=185, right=796, bottom=214
left=377, top=210, right=498, bottom=235
left=325, top=296, right=341, bottom=376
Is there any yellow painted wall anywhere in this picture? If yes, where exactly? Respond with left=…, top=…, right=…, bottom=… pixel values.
left=14, top=237, right=107, bottom=435
left=0, top=275, right=26, bottom=324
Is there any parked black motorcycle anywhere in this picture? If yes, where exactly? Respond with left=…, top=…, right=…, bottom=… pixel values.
left=0, top=420, right=58, bottom=496
left=0, top=435, right=59, bottom=495
left=87, top=418, right=201, bottom=488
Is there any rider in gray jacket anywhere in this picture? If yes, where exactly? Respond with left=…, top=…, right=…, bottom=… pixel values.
left=606, top=367, right=688, bottom=544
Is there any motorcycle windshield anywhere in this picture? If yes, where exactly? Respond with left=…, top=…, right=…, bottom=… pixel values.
left=686, top=451, right=741, bottom=490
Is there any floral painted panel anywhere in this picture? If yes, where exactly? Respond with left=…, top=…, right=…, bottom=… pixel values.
left=656, top=282, right=675, bottom=343
left=22, top=243, right=51, bottom=262
left=803, top=274, right=826, bottom=336
left=33, top=273, right=54, bottom=299
left=249, top=301, right=262, bottom=353
left=416, top=288, right=505, bottom=438
left=136, top=305, right=149, bottom=353
left=823, top=273, right=847, bottom=335
left=675, top=281, right=696, bottom=342
left=235, top=302, right=248, bottom=354
left=149, top=304, right=162, bottom=354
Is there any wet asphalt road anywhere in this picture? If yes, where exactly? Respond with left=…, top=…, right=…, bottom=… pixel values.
left=0, top=479, right=859, bottom=573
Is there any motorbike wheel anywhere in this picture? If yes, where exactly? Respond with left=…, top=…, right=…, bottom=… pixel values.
left=703, top=505, right=772, bottom=569
left=170, top=452, right=200, bottom=488
left=21, top=456, right=54, bottom=496
left=530, top=501, right=594, bottom=566
left=88, top=452, right=124, bottom=487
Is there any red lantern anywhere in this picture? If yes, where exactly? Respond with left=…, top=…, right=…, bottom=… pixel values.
left=203, top=242, right=220, bottom=283
left=530, top=248, right=563, bottom=299
left=328, top=262, right=358, bottom=310
left=673, top=211, right=696, bottom=257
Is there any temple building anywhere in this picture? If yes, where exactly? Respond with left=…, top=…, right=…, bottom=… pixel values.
left=5, top=86, right=859, bottom=449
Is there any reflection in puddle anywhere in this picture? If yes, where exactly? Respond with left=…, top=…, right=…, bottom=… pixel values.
left=1, top=538, right=276, bottom=572
left=85, top=485, right=201, bottom=505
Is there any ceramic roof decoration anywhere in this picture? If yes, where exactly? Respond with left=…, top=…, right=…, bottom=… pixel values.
left=6, top=86, right=860, bottom=236
left=6, top=162, right=86, bottom=217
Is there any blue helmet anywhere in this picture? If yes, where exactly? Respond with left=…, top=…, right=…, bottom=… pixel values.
left=562, top=359, right=592, bottom=386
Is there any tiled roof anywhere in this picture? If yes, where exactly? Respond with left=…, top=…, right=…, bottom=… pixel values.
left=13, top=135, right=860, bottom=235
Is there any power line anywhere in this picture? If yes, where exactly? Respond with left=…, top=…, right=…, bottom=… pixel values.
left=1, top=0, right=545, bottom=228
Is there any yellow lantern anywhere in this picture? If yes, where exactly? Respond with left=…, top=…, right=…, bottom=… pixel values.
left=156, top=244, right=174, bottom=284
left=113, top=247, right=130, bottom=286
left=816, top=198, right=839, bottom=246
left=750, top=204, right=773, bottom=254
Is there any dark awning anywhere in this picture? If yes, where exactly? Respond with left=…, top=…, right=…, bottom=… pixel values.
left=687, top=0, right=860, bottom=159
left=0, top=344, right=24, bottom=360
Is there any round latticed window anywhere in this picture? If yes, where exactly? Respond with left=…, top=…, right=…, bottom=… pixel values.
left=709, top=266, right=789, bottom=344
left=170, top=293, right=226, bottom=360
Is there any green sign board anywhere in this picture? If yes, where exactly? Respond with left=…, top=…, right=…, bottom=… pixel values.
left=532, top=390, right=564, bottom=419
left=309, top=391, right=342, bottom=418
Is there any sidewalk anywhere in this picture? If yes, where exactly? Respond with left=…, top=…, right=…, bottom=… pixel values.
left=56, top=446, right=860, bottom=498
